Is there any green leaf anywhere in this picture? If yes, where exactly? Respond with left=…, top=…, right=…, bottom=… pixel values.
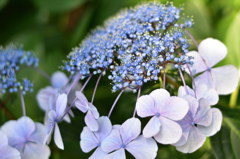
left=231, top=130, right=240, bottom=159
left=33, top=0, right=86, bottom=13
left=224, top=11, right=240, bottom=68
left=217, top=106, right=240, bottom=120
left=211, top=125, right=235, bottom=159
left=0, top=0, right=8, bottom=10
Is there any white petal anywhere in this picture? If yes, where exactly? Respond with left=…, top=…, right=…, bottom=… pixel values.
left=149, top=89, right=170, bottom=109
left=176, top=127, right=206, bottom=153
left=80, top=127, right=98, bottom=153
left=183, top=95, right=199, bottom=117
left=120, top=118, right=141, bottom=145
left=54, top=124, right=64, bottom=150
left=195, top=71, right=215, bottom=90
left=126, top=135, right=158, bottom=159
left=198, top=38, right=227, bottom=67
left=194, top=99, right=212, bottom=127
left=21, top=143, right=50, bottom=159
left=95, top=116, right=112, bottom=141
left=143, top=117, right=161, bottom=138
left=198, top=108, right=222, bottom=137
left=30, top=123, right=48, bottom=144
left=0, top=146, right=21, bottom=159
left=104, top=149, right=126, bottom=159
left=154, top=117, right=182, bottom=144
left=89, top=103, right=100, bottom=119
left=101, top=129, right=122, bottom=153
left=51, top=71, right=68, bottom=89
left=160, top=97, right=189, bottom=121
left=136, top=95, right=156, bottom=118
left=56, top=94, right=67, bottom=117
left=195, top=84, right=219, bottom=105
left=178, top=86, right=195, bottom=98
left=211, top=65, right=239, bottom=95
left=89, top=147, right=107, bottom=159
left=85, top=111, right=99, bottom=131
left=186, top=51, right=208, bottom=75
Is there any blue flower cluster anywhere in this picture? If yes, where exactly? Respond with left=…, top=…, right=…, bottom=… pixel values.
left=64, top=2, right=193, bottom=92
left=0, top=45, right=38, bottom=94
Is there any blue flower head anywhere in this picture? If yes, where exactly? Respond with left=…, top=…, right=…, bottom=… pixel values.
left=0, top=45, right=38, bottom=94
left=64, top=2, right=193, bottom=92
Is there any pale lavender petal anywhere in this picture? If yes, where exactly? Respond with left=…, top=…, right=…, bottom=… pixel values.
left=195, top=71, right=215, bottom=90
left=54, top=124, right=64, bottom=150
left=126, top=135, right=158, bottom=159
left=149, top=89, right=170, bottom=110
left=15, top=116, right=35, bottom=138
left=154, top=117, right=182, bottom=144
left=89, top=147, right=107, bottom=159
left=0, top=146, right=21, bottom=159
left=104, top=149, right=126, bottom=159
left=198, top=38, right=227, bottom=67
left=178, top=86, right=195, bottom=98
left=55, top=94, right=67, bottom=117
left=120, top=118, right=141, bottom=145
left=75, top=91, right=89, bottom=112
left=30, top=123, right=48, bottom=144
left=36, top=87, right=58, bottom=112
left=80, top=127, right=98, bottom=153
left=51, top=71, right=68, bottom=89
left=195, top=84, right=219, bottom=105
left=186, top=51, right=208, bottom=75
left=194, top=99, right=212, bottom=127
left=63, top=114, right=71, bottom=123
left=46, top=110, right=57, bottom=134
left=21, top=143, right=51, bottom=159
left=176, top=127, right=206, bottom=153
left=0, top=131, right=8, bottom=147
left=211, top=65, right=239, bottom=95
left=198, top=108, right=222, bottom=137
left=160, top=97, right=189, bottom=121
left=85, top=111, right=99, bottom=131
left=143, top=116, right=161, bottom=138
left=183, top=95, right=199, bottom=117
left=101, top=129, right=122, bottom=153
left=89, top=103, right=100, bottom=119
left=136, top=95, right=156, bottom=118
left=95, top=116, right=112, bottom=141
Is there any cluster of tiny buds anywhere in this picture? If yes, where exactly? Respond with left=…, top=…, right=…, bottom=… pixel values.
left=0, top=45, right=38, bottom=94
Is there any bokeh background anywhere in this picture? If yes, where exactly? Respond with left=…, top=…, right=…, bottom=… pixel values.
left=0, top=0, right=240, bottom=158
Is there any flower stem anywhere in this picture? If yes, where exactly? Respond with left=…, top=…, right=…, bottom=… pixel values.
left=163, top=68, right=166, bottom=89
left=91, top=72, right=103, bottom=103
left=108, top=90, right=124, bottom=118
left=184, top=29, right=198, bottom=48
left=66, top=73, right=82, bottom=95
left=133, top=88, right=141, bottom=117
left=34, top=67, right=51, bottom=81
left=178, top=68, right=189, bottom=94
left=19, top=91, right=26, bottom=116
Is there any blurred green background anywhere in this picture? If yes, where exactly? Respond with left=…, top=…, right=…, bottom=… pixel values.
left=0, top=0, right=240, bottom=158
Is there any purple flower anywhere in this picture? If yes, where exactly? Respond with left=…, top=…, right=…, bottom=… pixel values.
left=178, top=83, right=219, bottom=105
left=174, top=96, right=222, bottom=153
left=1, top=116, right=50, bottom=159
left=51, top=71, right=68, bottom=89
left=136, top=89, right=189, bottom=144
left=186, top=38, right=239, bottom=95
left=46, top=93, right=67, bottom=150
left=0, top=131, right=21, bottom=159
left=80, top=116, right=112, bottom=159
left=75, top=91, right=100, bottom=131
left=101, top=118, right=158, bottom=159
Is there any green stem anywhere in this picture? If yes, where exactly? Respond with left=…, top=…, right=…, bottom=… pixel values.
left=229, top=85, right=239, bottom=108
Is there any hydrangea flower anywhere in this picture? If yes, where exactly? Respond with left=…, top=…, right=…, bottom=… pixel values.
left=0, top=45, right=38, bottom=94
left=80, top=116, right=112, bottom=159
left=186, top=38, right=239, bottom=95
left=1, top=116, right=50, bottom=159
left=51, top=71, right=68, bottom=89
left=46, top=93, right=67, bottom=149
left=0, top=131, right=21, bottom=159
left=174, top=96, right=222, bottom=153
left=75, top=91, right=100, bottom=131
left=178, top=83, right=219, bottom=105
left=101, top=118, right=158, bottom=159
left=136, top=89, right=189, bottom=144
